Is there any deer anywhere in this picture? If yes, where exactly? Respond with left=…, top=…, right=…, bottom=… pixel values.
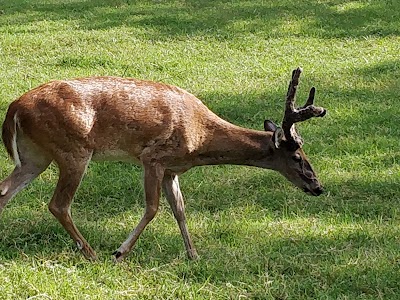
left=0, top=67, right=326, bottom=261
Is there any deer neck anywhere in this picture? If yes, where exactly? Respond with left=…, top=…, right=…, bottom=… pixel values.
left=192, top=120, right=274, bottom=168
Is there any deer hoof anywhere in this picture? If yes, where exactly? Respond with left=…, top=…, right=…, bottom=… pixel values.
left=112, top=250, right=122, bottom=258
left=112, top=250, right=124, bottom=263
left=188, top=250, right=199, bottom=260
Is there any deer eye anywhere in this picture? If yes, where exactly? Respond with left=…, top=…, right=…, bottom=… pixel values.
left=293, top=154, right=302, bottom=162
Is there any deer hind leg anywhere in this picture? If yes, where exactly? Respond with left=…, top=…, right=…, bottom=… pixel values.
left=0, top=134, right=51, bottom=214
left=162, top=174, right=198, bottom=260
left=113, top=162, right=164, bottom=262
left=48, top=151, right=97, bottom=260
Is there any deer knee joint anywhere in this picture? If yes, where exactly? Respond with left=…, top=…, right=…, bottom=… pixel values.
left=48, top=203, right=69, bottom=217
left=145, top=205, right=158, bottom=220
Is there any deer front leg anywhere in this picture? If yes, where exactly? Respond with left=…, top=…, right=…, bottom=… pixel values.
left=48, top=153, right=97, bottom=260
left=162, top=174, right=198, bottom=260
left=113, top=162, right=164, bottom=262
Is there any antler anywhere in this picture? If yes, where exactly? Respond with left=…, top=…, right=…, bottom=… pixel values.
left=282, top=67, right=326, bottom=149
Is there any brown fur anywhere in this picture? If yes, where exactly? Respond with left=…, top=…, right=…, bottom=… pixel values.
left=0, top=73, right=325, bottom=261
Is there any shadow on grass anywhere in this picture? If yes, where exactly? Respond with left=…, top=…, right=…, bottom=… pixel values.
left=0, top=160, right=398, bottom=260
left=0, top=196, right=398, bottom=299
left=0, top=0, right=399, bottom=38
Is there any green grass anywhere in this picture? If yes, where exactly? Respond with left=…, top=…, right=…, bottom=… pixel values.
left=0, top=0, right=399, bottom=299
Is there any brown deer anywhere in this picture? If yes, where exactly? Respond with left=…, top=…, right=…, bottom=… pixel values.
left=0, top=68, right=326, bottom=261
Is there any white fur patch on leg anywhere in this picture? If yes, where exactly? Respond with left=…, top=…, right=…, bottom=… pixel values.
left=76, top=240, right=83, bottom=250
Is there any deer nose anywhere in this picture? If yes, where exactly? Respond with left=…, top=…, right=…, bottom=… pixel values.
left=313, top=186, right=324, bottom=196
left=303, top=186, right=324, bottom=196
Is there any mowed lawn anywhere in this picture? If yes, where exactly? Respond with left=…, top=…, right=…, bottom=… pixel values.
left=0, top=0, right=399, bottom=299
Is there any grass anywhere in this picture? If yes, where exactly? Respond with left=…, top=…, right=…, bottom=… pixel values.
left=0, top=0, right=399, bottom=299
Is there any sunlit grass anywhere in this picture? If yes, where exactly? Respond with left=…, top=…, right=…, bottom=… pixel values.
left=0, top=0, right=399, bottom=299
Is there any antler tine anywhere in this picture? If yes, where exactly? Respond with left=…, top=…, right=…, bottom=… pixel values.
left=285, top=67, right=302, bottom=112
left=282, top=67, right=303, bottom=148
left=282, top=68, right=327, bottom=149
left=302, top=87, right=315, bottom=108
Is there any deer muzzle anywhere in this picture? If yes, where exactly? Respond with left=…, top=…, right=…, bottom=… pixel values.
left=303, top=185, right=324, bottom=196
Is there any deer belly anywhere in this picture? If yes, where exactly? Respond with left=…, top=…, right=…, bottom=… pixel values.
left=92, top=149, right=141, bottom=164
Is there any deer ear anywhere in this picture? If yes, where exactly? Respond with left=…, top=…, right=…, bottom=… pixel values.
left=273, top=127, right=284, bottom=149
left=264, top=120, right=278, bottom=132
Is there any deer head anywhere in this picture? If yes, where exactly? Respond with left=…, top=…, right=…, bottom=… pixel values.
left=264, top=67, right=326, bottom=196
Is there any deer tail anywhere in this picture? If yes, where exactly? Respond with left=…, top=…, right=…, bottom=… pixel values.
left=2, top=102, right=21, bottom=167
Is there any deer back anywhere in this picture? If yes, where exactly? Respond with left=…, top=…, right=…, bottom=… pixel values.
left=10, top=77, right=222, bottom=165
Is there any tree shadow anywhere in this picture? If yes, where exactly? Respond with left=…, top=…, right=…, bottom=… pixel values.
left=0, top=0, right=398, bottom=38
